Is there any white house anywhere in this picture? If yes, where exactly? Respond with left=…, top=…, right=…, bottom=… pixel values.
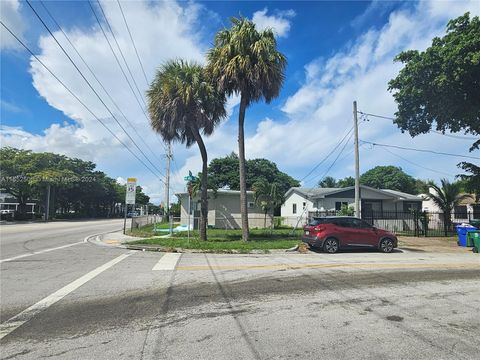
left=281, top=185, right=423, bottom=227
left=422, top=187, right=479, bottom=222
left=175, top=189, right=272, bottom=229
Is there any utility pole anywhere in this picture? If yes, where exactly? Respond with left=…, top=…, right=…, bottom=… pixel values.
left=353, top=101, right=361, bottom=218
left=164, top=142, right=172, bottom=217
left=45, top=184, right=51, bottom=222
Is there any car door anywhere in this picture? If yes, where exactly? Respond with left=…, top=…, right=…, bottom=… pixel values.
left=331, top=218, right=357, bottom=247
left=350, top=219, right=378, bottom=247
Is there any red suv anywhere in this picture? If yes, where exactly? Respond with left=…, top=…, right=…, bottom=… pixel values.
left=302, top=216, right=397, bottom=253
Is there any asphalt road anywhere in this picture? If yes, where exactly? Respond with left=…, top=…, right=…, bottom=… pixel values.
left=1, top=221, right=479, bottom=359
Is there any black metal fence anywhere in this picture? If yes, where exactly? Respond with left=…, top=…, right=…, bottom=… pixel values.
left=361, top=210, right=476, bottom=237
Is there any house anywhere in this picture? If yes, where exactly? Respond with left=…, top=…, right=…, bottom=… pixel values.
left=175, top=189, right=272, bottom=229
left=422, top=188, right=479, bottom=222
left=281, top=185, right=423, bottom=227
left=0, top=192, right=38, bottom=219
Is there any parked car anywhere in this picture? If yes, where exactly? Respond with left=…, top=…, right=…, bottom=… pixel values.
left=302, top=216, right=397, bottom=253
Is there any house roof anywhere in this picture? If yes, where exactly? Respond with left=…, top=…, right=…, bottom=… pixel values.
left=175, top=189, right=254, bottom=197
left=286, top=185, right=423, bottom=201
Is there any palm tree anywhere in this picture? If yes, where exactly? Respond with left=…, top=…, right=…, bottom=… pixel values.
left=207, top=17, right=287, bottom=241
left=428, top=179, right=472, bottom=235
left=253, top=180, right=285, bottom=229
left=147, top=60, right=226, bottom=241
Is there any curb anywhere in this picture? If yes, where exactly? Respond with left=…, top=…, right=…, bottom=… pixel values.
left=84, top=229, right=127, bottom=249
left=124, top=243, right=301, bottom=254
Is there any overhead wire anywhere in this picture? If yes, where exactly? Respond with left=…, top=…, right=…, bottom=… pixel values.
left=359, top=140, right=480, bottom=160
left=38, top=0, right=164, bottom=165
left=24, top=0, right=166, bottom=181
left=116, top=0, right=149, bottom=86
left=0, top=20, right=165, bottom=183
left=88, top=0, right=168, bottom=154
left=357, top=110, right=478, bottom=140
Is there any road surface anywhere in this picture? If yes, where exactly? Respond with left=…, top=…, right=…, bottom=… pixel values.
left=1, top=221, right=479, bottom=359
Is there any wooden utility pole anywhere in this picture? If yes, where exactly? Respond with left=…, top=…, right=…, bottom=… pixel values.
left=353, top=101, right=361, bottom=218
left=164, top=142, right=172, bottom=216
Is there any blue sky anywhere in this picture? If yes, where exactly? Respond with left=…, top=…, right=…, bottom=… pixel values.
left=1, top=0, right=478, bottom=204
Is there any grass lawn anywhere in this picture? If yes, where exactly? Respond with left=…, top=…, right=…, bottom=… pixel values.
left=128, top=226, right=302, bottom=251
left=127, top=222, right=171, bottom=237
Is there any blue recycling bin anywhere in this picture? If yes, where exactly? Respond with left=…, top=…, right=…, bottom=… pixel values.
left=456, top=225, right=477, bottom=247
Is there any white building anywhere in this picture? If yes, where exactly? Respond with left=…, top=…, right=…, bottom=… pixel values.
left=176, top=189, right=272, bottom=229
left=281, top=185, right=423, bottom=227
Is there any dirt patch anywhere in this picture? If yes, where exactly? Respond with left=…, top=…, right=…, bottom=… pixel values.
left=386, top=315, right=404, bottom=322
left=398, top=236, right=473, bottom=253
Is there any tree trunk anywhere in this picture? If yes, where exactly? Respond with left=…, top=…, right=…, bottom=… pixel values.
left=238, top=94, right=249, bottom=241
left=264, top=209, right=267, bottom=229
left=191, top=126, right=208, bottom=241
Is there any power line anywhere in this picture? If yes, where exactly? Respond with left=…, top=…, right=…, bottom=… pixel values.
left=0, top=20, right=164, bottom=183
left=357, top=110, right=477, bottom=140
left=88, top=0, right=168, bottom=154
left=116, top=0, right=149, bottom=86
left=359, top=140, right=480, bottom=160
left=300, top=125, right=354, bottom=182
left=95, top=0, right=147, bottom=109
left=381, top=147, right=454, bottom=177
left=25, top=0, right=165, bottom=181
left=309, top=131, right=354, bottom=186
left=38, top=0, right=163, bottom=165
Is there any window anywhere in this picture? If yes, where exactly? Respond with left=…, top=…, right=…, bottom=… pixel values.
left=303, top=202, right=306, bottom=209
left=454, top=205, right=467, bottom=219
left=248, top=202, right=255, bottom=209
left=403, top=202, right=420, bottom=212
left=292, top=203, right=297, bottom=214
left=335, top=202, right=348, bottom=211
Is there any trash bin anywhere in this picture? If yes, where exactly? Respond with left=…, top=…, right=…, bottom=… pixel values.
left=469, top=219, right=480, bottom=228
left=455, top=224, right=477, bottom=247
left=466, top=230, right=480, bottom=247
left=473, top=236, right=480, bottom=253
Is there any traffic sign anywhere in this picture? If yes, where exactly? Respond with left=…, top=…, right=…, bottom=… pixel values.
left=126, top=177, right=137, bottom=204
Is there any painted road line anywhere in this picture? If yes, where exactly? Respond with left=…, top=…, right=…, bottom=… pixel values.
left=176, top=262, right=480, bottom=272
left=0, top=251, right=134, bottom=340
left=0, top=242, right=84, bottom=264
left=152, top=253, right=182, bottom=270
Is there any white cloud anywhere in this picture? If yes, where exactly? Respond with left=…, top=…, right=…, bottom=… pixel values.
left=1, top=0, right=211, bottom=204
left=0, top=0, right=26, bottom=50
left=252, top=8, right=295, bottom=38
left=248, top=0, right=479, bottom=185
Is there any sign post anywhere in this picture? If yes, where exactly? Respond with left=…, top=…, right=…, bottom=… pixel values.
left=124, top=177, right=137, bottom=234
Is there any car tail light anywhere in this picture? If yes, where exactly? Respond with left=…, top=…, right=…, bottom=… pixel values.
left=314, top=226, right=325, bottom=232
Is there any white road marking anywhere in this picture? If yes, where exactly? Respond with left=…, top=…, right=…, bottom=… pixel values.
left=0, top=251, right=134, bottom=340
left=152, top=253, right=182, bottom=270
left=0, top=242, right=84, bottom=264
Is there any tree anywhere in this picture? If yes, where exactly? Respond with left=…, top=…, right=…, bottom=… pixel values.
left=147, top=60, right=226, bottom=241
left=360, top=166, right=417, bottom=194
left=428, top=179, right=472, bottom=235
left=318, top=176, right=337, bottom=188
left=457, top=162, right=480, bottom=202
left=207, top=154, right=299, bottom=203
left=252, top=180, right=284, bottom=228
left=388, top=13, right=480, bottom=151
left=337, top=176, right=355, bottom=188
left=207, top=17, right=287, bottom=241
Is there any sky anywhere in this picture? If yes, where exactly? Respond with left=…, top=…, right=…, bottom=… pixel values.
left=1, top=0, right=479, bottom=205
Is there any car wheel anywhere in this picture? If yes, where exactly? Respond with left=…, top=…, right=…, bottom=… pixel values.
left=323, top=238, right=339, bottom=254
left=379, top=238, right=394, bottom=253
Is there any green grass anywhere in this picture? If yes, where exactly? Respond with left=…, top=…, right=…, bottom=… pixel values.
left=127, top=222, right=172, bottom=237
left=128, top=226, right=302, bottom=251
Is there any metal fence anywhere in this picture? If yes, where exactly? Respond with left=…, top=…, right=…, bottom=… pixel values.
left=131, top=214, right=163, bottom=229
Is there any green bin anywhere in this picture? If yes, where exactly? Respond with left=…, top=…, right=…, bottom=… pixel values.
left=466, top=231, right=479, bottom=247
left=473, top=235, right=480, bottom=254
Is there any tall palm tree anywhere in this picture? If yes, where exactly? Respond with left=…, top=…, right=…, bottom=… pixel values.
left=207, top=17, right=287, bottom=241
left=147, top=60, right=226, bottom=241
left=428, top=179, right=472, bottom=235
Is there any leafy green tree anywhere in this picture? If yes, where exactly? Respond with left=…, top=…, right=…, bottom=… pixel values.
left=428, top=179, right=472, bottom=235
left=360, top=166, right=417, bottom=194
left=207, top=17, right=287, bottom=241
left=318, top=176, right=337, bottom=188
left=414, top=179, right=435, bottom=195
left=207, top=154, right=299, bottom=200
left=147, top=60, right=226, bottom=241
left=457, top=162, right=480, bottom=202
left=388, top=13, right=480, bottom=151
left=252, top=180, right=284, bottom=228
left=337, top=176, right=355, bottom=188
